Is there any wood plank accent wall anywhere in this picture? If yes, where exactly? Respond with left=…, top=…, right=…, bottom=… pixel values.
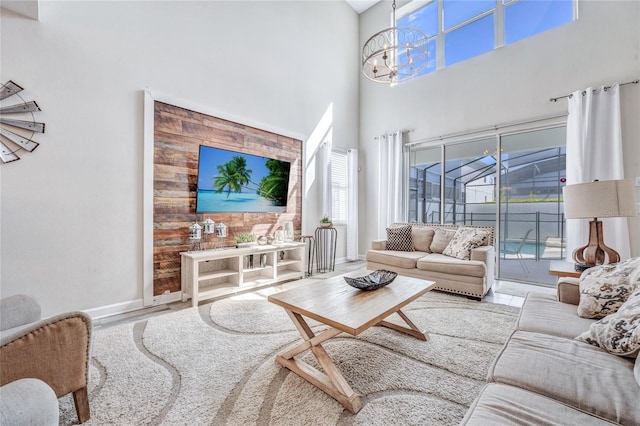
left=153, top=102, right=302, bottom=296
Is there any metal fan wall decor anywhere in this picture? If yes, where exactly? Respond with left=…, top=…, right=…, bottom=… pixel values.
left=0, top=80, right=45, bottom=164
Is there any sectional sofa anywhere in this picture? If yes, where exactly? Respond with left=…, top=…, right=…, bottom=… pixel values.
left=462, top=261, right=640, bottom=425
left=366, top=223, right=495, bottom=299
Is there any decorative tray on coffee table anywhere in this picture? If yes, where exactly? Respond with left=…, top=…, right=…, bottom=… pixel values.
left=344, top=270, right=398, bottom=291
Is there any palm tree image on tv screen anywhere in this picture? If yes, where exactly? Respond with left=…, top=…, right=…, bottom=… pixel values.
left=196, top=146, right=291, bottom=213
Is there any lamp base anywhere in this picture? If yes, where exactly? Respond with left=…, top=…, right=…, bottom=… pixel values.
left=572, top=219, right=620, bottom=268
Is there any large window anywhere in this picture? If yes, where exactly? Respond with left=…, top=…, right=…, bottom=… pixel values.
left=397, top=0, right=575, bottom=77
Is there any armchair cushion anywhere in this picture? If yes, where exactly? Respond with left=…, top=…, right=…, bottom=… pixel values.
left=0, top=378, right=59, bottom=425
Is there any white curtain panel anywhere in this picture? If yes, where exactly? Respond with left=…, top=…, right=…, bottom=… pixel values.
left=566, top=84, right=631, bottom=260
left=346, top=148, right=358, bottom=260
left=378, top=131, right=403, bottom=238
left=320, top=141, right=332, bottom=220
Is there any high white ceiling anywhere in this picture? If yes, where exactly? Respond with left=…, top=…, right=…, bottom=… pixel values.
left=1, top=1, right=378, bottom=20
left=0, top=0, right=39, bottom=20
left=345, top=0, right=380, bottom=14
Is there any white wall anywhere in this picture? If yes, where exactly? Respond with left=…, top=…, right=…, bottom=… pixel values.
left=358, top=0, right=640, bottom=256
left=0, top=1, right=359, bottom=316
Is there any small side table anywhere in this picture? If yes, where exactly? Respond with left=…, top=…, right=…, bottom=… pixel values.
left=549, top=261, right=583, bottom=279
left=315, top=227, right=337, bottom=273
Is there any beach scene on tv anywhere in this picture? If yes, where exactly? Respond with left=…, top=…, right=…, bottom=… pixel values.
left=196, top=146, right=291, bottom=213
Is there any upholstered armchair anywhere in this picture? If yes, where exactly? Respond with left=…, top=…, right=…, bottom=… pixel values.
left=0, top=294, right=92, bottom=423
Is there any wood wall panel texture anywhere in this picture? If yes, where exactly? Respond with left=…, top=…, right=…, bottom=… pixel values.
left=153, top=102, right=302, bottom=295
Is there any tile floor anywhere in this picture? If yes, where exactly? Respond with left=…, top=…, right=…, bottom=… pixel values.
left=94, top=260, right=557, bottom=329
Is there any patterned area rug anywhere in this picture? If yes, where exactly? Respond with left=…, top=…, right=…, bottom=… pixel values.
left=59, top=290, right=519, bottom=425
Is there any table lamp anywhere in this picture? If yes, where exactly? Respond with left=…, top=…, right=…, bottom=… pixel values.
left=563, top=179, right=637, bottom=270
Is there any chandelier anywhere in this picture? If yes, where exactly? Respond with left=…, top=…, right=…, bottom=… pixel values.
left=362, top=0, right=429, bottom=84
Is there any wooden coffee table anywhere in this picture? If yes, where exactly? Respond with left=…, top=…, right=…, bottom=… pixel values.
left=267, top=271, right=436, bottom=414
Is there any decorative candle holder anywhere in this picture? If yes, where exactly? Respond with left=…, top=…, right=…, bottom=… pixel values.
left=189, top=222, right=202, bottom=252
left=284, top=222, right=294, bottom=242
left=215, top=222, right=227, bottom=249
left=203, top=218, right=215, bottom=250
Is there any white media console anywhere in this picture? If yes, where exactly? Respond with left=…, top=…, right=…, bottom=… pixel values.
left=180, top=242, right=306, bottom=307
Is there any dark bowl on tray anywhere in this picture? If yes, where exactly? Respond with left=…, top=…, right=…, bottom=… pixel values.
left=344, top=270, right=398, bottom=291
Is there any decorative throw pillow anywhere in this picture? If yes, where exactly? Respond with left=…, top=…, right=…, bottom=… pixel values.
left=385, top=225, right=414, bottom=252
left=412, top=227, right=435, bottom=253
left=576, top=288, right=640, bottom=357
left=430, top=228, right=457, bottom=254
left=577, top=257, right=640, bottom=319
left=442, top=227, right=489, bottom=260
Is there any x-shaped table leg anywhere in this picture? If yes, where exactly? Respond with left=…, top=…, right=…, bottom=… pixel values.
left=275, top=310, right=363, bottom=414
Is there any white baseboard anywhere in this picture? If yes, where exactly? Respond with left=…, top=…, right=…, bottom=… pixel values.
left=84, top=298, right=145, bottom=320
left=83, top=292, right=183, bottom=320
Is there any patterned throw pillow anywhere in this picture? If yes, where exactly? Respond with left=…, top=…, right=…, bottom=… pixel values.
left=442, top=227, right=489, bottom=260
left=576, top=288, right=640, bottom=357
left=412, top=227, right=435, bottom=252
left=577, top=257, right=640, bottom=319
left=386, top=225, right=414, bottom=252
left=430, top=228, right=457, bottom=254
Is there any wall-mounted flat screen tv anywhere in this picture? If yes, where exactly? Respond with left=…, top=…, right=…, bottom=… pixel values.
left=196, top=145, right=291, bottom=213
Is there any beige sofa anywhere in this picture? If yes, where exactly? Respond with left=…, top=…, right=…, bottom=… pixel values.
left=366, top=223, right=495, bottom=299
left=462, top=277, right=640, bottom=425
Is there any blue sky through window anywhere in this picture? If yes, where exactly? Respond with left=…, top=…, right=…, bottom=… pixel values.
left=504, top=0, right=573, bottom=44
left=445, top=14, right=494, bottom=66
left=397, top=0, right=575, bottom=78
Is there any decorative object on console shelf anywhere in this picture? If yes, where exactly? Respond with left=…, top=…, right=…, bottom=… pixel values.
left=202, top=218, right=215, bottom=250
left=257, top=236, right=268, bottom=245
left=361, top=0, right=428, bottom=85
left=563, top=179, right=637, bottom=270
left=188, top=222, right=202, bottom=252
left=274, top=229, right=285, bottom=244
left=344, top=269, right=398, bottom=291
left=283, top=222, right=294, bottom=242
left=235, top=232, right=257, bottom=248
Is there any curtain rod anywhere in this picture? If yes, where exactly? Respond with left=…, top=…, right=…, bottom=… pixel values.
left=549, top=79, right=639, bottom=102
left=404, top=113, right=566, bottom=147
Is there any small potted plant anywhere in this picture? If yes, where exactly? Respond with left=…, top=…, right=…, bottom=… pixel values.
left=235, top=232, right=257, bottom=248
left=319, top=215, right=333, bottom=228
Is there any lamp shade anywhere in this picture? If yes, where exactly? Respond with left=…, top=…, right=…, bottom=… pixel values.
left=563, top=179, right=637, bottom=219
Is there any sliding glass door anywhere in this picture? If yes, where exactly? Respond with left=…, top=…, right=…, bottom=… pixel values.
left=443, top=138, right=497, bottom=226
left=406, top=125, right=567, bottom=286
left=408, top=146, right=441, bottom=224
left=498, top=128, right=566, bottom=284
